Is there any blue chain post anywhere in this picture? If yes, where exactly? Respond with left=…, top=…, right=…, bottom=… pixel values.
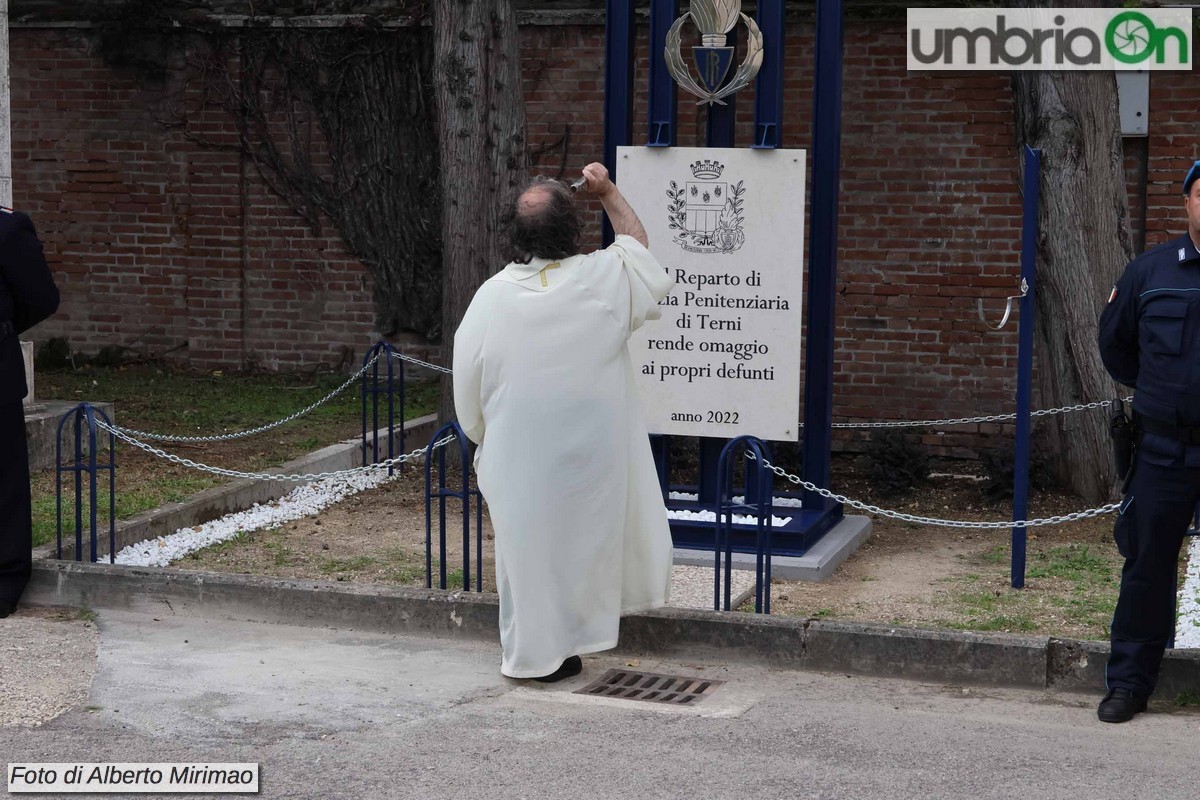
left=424, top=422, right=483, bottom=592
left=361, top=341, right=405, bottom=476
left=1011, top=146, right=1041, bottom=589
left=55, top=403, right=116, bottom=563
left=715, top=436, right=774, bottom=613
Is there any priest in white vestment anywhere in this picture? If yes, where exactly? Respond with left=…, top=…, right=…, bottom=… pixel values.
left=452, top=162, right=675, bottom=681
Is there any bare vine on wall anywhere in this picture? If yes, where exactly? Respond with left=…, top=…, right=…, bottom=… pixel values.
left=92, top=1, right=443, bottom=341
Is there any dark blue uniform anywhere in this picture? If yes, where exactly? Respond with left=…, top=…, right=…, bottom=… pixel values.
left=1098, top=232, right=1200, bottom=698
left=0, top=208, right=59, bottom=615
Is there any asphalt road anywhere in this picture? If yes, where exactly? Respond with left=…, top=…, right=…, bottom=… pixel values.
left=3, top=609, right=1198, bottom=799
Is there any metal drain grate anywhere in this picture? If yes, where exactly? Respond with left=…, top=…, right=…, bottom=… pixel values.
left=575, top=669, right=725, bottom=705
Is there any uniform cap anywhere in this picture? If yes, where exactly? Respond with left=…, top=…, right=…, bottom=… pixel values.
left=1185, top=160, right=1200, bottom=196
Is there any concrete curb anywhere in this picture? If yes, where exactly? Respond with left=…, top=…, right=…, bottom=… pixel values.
left=25, top=560, right=1200, bottom=695
left=36, top=414, right=438, bottom=562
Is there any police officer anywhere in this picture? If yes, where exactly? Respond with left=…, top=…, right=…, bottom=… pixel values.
left=0, top=208, right=58, bottom=619
left=1097, top=160, right=1200, bottom=723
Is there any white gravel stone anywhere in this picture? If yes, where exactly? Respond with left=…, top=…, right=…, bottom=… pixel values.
left=668, top=490, right=803, bottom=508
left=668, top=564, right=757, bottom=610
left=667, top=508, right=793, bottom=527
left=1175, top=535, right=1200, bottom=648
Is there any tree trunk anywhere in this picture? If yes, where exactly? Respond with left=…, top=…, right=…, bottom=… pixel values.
left=1012, top=62, right=1132, bottom=502
left=433, top=0, right=527, bottom=423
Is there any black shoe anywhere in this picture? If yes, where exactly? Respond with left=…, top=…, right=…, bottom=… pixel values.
left=0, top=603, right=16, bottom=619
left=1098, top=688, right=1148, bottom=723
left=533, top=656, right=583, bottom=683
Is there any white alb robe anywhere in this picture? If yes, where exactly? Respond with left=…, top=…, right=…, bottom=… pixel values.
left=452, top=235, right=676, bottom=678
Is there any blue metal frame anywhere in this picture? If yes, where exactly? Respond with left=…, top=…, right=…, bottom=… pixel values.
left=55, top=403, right=116, bottom=563
left=693, top=16, right=738, bottom=520
left=361, top=341, right=405, bottom=476
left=752, top=0, right=786, bottom=149
left=424, top=422, right=483, bottom=592
left=800, top=0, right=844, bottom=529
left=1011, top=146, right=1042, bottom=589
left=639, top=0, right=846, bottom=558
left=603, top=0, right=636, bottom=246
left=714, top=436, right=774, bottom=613
left=648, top=0, right=679, bottom=147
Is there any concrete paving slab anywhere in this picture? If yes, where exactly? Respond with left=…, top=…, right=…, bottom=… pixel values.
left=4, top=608, right=1200, bottom=800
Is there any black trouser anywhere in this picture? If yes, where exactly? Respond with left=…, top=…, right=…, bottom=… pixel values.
left=1106, top=450, right=1200, bottom=696
left=0, top=400, right=32, bottom=607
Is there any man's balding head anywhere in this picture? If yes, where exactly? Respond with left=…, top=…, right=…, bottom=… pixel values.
left=502, top=177, right=582, bottom=264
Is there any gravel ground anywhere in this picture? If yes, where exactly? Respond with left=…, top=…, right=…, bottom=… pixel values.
left=668, top=564, right=755, bottom=609
left=0, top=607, right=99, bottom=727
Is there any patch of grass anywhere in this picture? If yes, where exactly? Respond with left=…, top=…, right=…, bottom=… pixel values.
left=74, top=607, right=97, bottom=623
left=956, top=590, right=1005, bottom=613
left=264, top=537, right=295, bottom=568
left=382, top=564, right=428, bottom=585
left=1173, top=689, right=1200, bottom=708
left=31, top=473, right=220, bottom=548
left=1026, top=545, right=1113, bottom=586
left=945, top=589, right=1037, bottom=632
left=377, top=548, right=429, bottom=585
left=319, top=556, right=377, bottom=574
left=39, top=365, right=438, bottom=435
left=946, top=615, right=1038, bottom=633
left=186, top=531, right=250, bottom=559
left=980, top=545, right=1007, bottom=565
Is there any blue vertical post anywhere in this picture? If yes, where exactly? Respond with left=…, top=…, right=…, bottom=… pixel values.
left=603, top=0, right=635, bottom=246
left=647, top=0, right=678, bottom=498
left=73, top=412, right=83, bottom=558
left=752, top=0, right=785, bottom=149
left=697, top=37, right=737, bottom=507
left=1011, top=145, right=1041, bottom=590
left=801, top=0, right=844, bottom=513
left=648, top=0, right=678, bottom=147
left=85, top=405, right=99, bottom=563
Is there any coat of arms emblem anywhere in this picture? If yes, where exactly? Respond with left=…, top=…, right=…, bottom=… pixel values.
left=665, top=0, right=764, bottom=106
left=667, top=159, right=745, bottom=254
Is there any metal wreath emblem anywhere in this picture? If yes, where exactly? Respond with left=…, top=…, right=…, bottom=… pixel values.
left=665, top=1, right=764, bottom=106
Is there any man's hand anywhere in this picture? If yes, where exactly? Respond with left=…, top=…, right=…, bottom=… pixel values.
left=577, top=161, right=648, bottom=249
left=580, top=162, right=616, bottom=197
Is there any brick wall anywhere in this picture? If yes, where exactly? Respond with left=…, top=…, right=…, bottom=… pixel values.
left=11, top=12, right=1199, bottom=440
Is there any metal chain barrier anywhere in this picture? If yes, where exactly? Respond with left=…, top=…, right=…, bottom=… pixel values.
left=111, top=354, right=383, bottom=443
left=746, top=453, right=1118, bottom=529
left=390, top=350, right=454, bottom=374
left=103, top=412, right=1117, bottom=530
left=824, top=397, right=1131, bottom=430
left=98, top=419, right=456, bottom=482
left=92, top=343, right=1128, bottom=527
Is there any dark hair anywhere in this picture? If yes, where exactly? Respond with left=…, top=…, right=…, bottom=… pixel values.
left=501, top=177, right=582, bottom=263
